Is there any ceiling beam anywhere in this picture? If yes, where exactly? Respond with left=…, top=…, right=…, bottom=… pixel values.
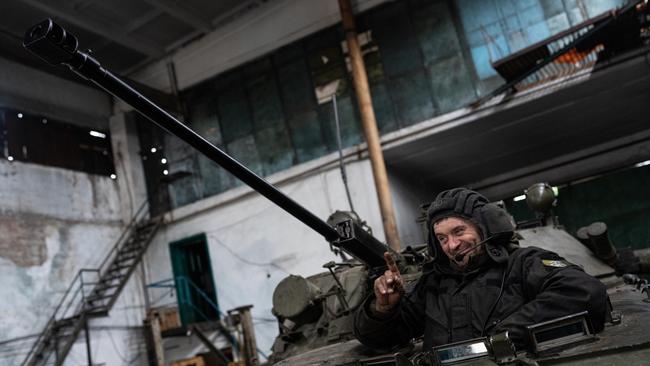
left=141, top=0, right=212, bottom=33
left=125, top=8, right=163, bottom=34
left=127, top=0, right=271, bottom=76
left=18, top=0, right=165, bottom=58
left=89, top=9, right=161, bottom=57
left=68, top=0, right=99, bottom=12
left=211, top=0, right=264, bottom=28
left=162, top=1, right=267, bottom=54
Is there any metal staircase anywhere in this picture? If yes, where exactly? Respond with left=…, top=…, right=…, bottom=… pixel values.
left=22, top=201, right=163, bottom=366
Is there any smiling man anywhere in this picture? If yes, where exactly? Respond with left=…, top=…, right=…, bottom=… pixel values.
left=354, top=188, right=609, bottom=352
left=434, top=216, right=484, bottom=270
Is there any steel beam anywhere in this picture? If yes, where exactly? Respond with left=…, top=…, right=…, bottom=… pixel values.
left=18, top=0, right=164, bottom=57
left=141, top=0, right=212, bottom=32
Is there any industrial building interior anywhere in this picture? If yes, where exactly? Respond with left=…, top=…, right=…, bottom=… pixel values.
left=1, top=0, right=650, bottom=365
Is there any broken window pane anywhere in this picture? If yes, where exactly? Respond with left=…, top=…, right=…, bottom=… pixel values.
left=2, top=107, right=114, bottom=176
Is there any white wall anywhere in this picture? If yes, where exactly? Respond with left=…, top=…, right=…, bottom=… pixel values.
left=143, top=157, right=385, bottom=356
left=0, top=159, right=129, bottom=366
left=388, top=170, right=430, bottom=246
left=0, top=58, right=154, bottom=365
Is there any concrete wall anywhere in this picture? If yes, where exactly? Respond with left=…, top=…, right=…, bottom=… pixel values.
left=0, top=159, right=130, bottom=365
left=61, top=276, right=149, bottom=366
left=143, top=156, right=386, bottom=356
left=0, top=60, right=150, bottom=365
left=388, top=169, right=432, bottom=246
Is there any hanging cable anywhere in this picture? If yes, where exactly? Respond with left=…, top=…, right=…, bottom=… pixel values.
left=332, top=94, right=355, bottom=212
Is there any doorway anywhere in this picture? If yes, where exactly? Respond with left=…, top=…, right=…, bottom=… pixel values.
left=169, top=234, right=219, bottom=325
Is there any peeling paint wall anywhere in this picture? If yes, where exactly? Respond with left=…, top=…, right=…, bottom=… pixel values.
left=0, top=159, right=131, bottom=365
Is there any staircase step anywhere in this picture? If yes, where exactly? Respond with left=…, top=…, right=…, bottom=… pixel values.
left=54, top=316, right=81, bottom=328
left=86, top=308, right=109, bottom=317
left=52, top=331, right=77, bottom=340
left=137, top=221, right=158, bottom=230
left=86, top=292, right=113, bottom=301
left=119, top=245, right=144, bottom=255
left=109, top=260, right=137, bottom=271
left=88, top=292, right=114, bottom=302
left=87, top=288, right=117, bottom=299
left=101, top=273, right=126, bottom=283
left=95, top=283, right=121, bottom=291
left=136, top=230, right=157, bottom=239
left=116, top=254, right=139, bottom=262
left=53, top=322, right=78, bottom=330
left=122, top=239, right=145, bottom=247
left=108, top=265, right=132, bottom=274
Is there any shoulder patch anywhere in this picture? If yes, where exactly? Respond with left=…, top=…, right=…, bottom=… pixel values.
left=541, top=259, right=572, bottom=268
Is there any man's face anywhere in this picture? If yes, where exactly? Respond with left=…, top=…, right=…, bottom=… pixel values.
left=433, top=217, right=483, bottom=270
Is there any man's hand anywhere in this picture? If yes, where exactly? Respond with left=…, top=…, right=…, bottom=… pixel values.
left=373, top=252, right=405, bottom=314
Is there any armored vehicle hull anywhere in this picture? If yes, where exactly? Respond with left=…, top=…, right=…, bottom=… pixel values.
left=269, top=224, right=650, bottom=366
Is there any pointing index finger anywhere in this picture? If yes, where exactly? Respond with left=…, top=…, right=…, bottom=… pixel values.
left=384, top=252, right=399, bottom=274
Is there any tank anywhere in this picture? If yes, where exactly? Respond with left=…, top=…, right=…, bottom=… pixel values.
left=267, top=183, right=650, bottom=366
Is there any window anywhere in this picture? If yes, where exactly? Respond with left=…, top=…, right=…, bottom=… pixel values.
left=1, top=107, right=114, bottom=176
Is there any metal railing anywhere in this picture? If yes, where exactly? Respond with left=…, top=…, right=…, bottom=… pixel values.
left=148, top=276, right=240, bottom=351
left=96, top=199, right=151, bottom=282
left=176, top=276, right=222, bottom=323
left=20, top=269, right=99, bottom=365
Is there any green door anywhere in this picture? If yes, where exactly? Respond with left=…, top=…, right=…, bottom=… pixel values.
left=169, top=234, right=219, bottom=325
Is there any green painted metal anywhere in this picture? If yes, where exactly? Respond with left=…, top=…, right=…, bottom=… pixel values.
left=175, top=276, right=221, bottom=323
left=169, top=233, right=220, bottom=325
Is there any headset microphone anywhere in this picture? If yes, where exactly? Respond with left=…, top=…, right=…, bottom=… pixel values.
left=453, top=236, right=494, bottom=263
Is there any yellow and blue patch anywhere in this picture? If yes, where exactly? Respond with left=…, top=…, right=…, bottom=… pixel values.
left=541, top=259, right=572, bottom=268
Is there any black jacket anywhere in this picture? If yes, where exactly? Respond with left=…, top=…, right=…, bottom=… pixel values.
left=353, top=246, right=608, bottom=351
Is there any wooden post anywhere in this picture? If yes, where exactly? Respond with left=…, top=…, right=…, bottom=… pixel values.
left=338, top=0, right=401, bottom=250
left=241, top=306, right=259, bottom=366
left=146, top=311, right=166, bottom=366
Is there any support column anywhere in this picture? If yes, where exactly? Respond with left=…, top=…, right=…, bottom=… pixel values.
left=236, top=305, right=259, bottom=366
left=109, top=111, right=148, bottom=223
left=338, top=0, right=401, bottom=250
left=84, top=318, right=93, bottom=366
left=144, top=311, right=166, bottom=366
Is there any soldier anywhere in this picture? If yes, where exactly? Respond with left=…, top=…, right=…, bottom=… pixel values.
left=354, top=188, right=608, bottom=351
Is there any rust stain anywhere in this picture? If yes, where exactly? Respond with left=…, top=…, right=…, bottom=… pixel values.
left=0, top=214, right=48, bottom=267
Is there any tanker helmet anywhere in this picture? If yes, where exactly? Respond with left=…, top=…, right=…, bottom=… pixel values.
left=426, top=188, right=515, bottom=265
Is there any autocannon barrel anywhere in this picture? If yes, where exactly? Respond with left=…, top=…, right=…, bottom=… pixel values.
left=23, top=18, right=388, bottom=270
